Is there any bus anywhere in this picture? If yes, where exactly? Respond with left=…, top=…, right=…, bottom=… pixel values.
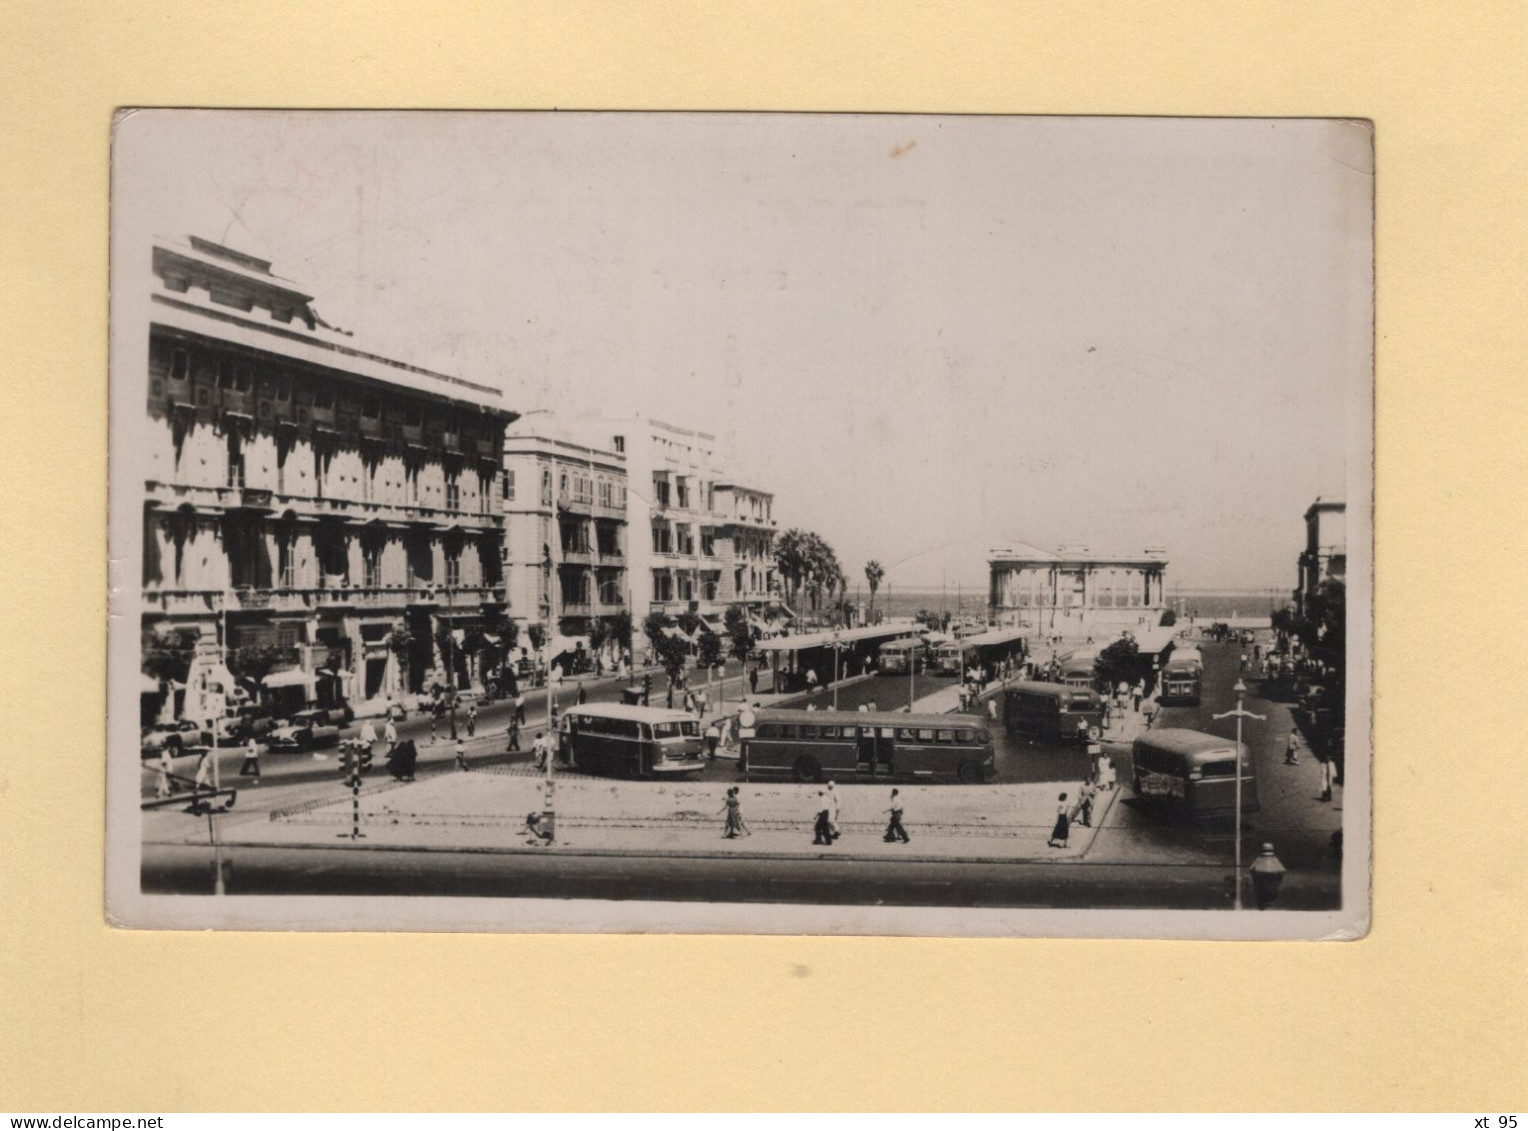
left=930, top=642, right=966, bottom=676
left=877, top=637, right=925, bottom=674
left=1131, top=728, right=1258, bottom=819
left=556, top=704, right=706, bottom=778
left=1001, top=681, right=1106, bottom=743
left=741, top=709, right=997, bottom=784
left=1059, top=648, right=1098, bottom=690
left=1158, top=645, right=1204, bottom=705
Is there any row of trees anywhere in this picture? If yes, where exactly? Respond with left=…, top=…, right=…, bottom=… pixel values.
left=773, top=530, right=892, bottom=625
left=1271, top=579, right=1346, bottom=679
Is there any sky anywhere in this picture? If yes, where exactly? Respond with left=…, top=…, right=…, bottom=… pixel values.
left=117, top=111, right=1371, bottom=591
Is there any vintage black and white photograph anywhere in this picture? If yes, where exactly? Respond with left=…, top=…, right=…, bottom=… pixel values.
left=106, top=111, right=1372, bottom=936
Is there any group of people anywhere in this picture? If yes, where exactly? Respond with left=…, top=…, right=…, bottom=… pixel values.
left=1048, top=747, right=1117, bottom=849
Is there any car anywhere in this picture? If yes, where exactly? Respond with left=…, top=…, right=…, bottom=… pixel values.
left=213, top=705, right=277, bottom=744
left=140, top=720, right=210, bottom=757
left=298, top=703, right=355, bottom=727
left=265, top=709, right=342, bottom=752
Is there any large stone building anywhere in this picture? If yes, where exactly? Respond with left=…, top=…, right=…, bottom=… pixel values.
left=712, top=482, right=778, bottom=610
left=501, top=423, right=628, bottom=653
left=140, top=236, right=514, bottom=719
left=988, top=541, right=1169, bottom=637
left=1295, top=497, right=1346, bottom=615
left=580, top=415, right=779, bottom=631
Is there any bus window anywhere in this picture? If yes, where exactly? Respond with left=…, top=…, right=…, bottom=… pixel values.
left=1200, top=760, right=1237, bottom=777
left=955, top=730, right=973, bottom=743
left=896, top=727, right=916, bottom=741
left=936, top=729, right=955, bottom=743
left=917, top=728, right=935, bottom=742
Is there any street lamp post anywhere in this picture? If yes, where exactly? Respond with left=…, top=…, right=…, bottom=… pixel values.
left=831, top=629, right=841, bottom=711
left=446, top=583, right=458, bottom=741
left=1214, top=678, right=1266, bottom=910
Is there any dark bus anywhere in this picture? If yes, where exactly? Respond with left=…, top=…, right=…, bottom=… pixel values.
left=557, top=704, right=706, bottom=778
left=1131, top=728, right=1258, bottom=819
left=1002, top=681, right=1106, bottom=743
left=877, top=637, right=926, bottom=674
left=741, top=709, right=997, bottom=784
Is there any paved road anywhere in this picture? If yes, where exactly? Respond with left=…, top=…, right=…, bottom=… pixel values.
left=141, top=841, right=1339, bottom=909
left=1090, top=638, right=1343, bottom=886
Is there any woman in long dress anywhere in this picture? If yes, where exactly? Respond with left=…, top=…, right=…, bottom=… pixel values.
left=720, top=787, right=744, bottom=839
left=1048, top=791, right=1070, bottom=848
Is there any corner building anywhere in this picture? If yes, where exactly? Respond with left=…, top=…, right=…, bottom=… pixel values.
left=501, top=424, right=628, bottom=646
left=141, top=236, right=514, bottom=712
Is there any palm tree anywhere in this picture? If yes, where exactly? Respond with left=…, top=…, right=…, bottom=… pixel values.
left=864, top=560, right=884, bottom=621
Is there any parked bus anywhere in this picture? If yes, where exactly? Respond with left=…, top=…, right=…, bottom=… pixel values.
left=928, top=642, right=965, bottom=676
left=741, top=709, right=997, bottom=784
left=1130, top=728, right=1258, bottom=819
left=877, top=637, right=925, bottom=674
left=1158, top=645, right=1204, bottom=706
left=1001, top=681, right=1106, bottom=743
left=556, top=704, right=706, bottom=778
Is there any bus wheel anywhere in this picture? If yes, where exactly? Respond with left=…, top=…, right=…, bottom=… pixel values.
left=792, top=756, right=822, bottom=783
left=957, top=761, right=983, bottom=784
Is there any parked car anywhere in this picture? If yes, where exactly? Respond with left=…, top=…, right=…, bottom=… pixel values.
left=213, top=705, right=277, bottom=744
left=265, top=710, right=342, bottom=752
left=299, top=703, right=355, bottom=727
left=140, top=720, right=210, bottom=757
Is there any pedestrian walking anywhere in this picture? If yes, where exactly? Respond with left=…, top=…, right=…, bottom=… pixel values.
left=720, top=787, right=748, bottom=839
left=806, top=668, right=818, bottom=692
left=454, top=737, right=471, bottom=772
left=1048, top=792, right=1071, bottom=849
left=194, top=747, right=215, bottom=791
left=987, top=696, right=998, bottom=721
left=1075, top=781, right=1097, bottom=828
left=505, top=715, right=521, bottom=753
left=812, top=791, right=835, bottom=846
left=514, top=691, right=526, bottom=726
left=384, top=718, right=398, bottom=755
left=1132, top=681, right=1143, bottom=712
left=1239, top=652, right=1248, bottom=673
left=359, top=717, right=378, bottom=753
left=576, top=682, right=587, bottom=706
left=704, top=719, right=720, bottom=759
left=883, top=789, right=910, bottom=843
left=826, top=780, right=842, bottom=840
left=531, top=731, right=550, bottom=771
left=155, top=745, right=174, bottom=799
left=748, top=665, right=759, bottom=695
left=1094, top=746, right=1117, bottom=791
left=466, top=702, right=478, bottom=737
left=1319, top=753, right=1338, bottom=802
left=238, top=737, right=261, bottom=783
left=1284, top=731, right=1301, bottom=766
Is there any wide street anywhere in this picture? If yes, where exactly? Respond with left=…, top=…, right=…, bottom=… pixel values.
left=141, top=633, right=1342, bottom=909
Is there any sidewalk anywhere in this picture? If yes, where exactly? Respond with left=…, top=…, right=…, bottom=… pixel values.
left=160, top=771, right=1123, bottom=865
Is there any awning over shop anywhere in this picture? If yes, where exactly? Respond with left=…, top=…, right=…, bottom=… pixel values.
left=1132, top=627, right=1178, bottom=656
left=262, top=669, right=316, bottom=690
left=754, top=624, right=915, bottom=654
left=548, top=634, right=590, bottom=659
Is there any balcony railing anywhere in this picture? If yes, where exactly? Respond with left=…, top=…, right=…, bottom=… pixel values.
left=144, top=481, right=502, bottom=529
left=142, top=584, right=506, bottom=616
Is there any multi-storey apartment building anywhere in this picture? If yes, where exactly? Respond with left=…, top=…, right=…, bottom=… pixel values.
left=583, top=416, right=736, bottom=628
left=1295, top=497, right=1346, bottom=616
left=713, top=483, right=778, bottom=607
left=140, top=236, right=514, bottom=717
left=501, top=425, right=628, bottom=648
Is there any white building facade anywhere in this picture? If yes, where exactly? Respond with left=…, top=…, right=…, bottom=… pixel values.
left=988, top=541, right=1169, bottom=638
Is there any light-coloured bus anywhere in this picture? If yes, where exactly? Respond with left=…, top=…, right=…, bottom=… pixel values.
left=1059, top=648, right=1099, bottom=689
left=556, top=704, right=705, bottom=778
left=1001, top=681, right=1106, bottom=743
left=1131, top=727, right=1258, bottom=819
left=1158, top=645, right=1204, bottom=706
left=741, top=709, right=997, bottom=784
left=877, top=637, right=926, bottom=674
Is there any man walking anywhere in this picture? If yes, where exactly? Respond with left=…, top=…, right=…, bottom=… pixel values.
left=505, top=715, right=521, bottom=753
left=383, top=717, right=398, bottom=757
left=514, top=690, right=527, bottom=726
left=238, top=736, right=261, bottom=784
left=704, top=718, right=721, bottom=760
left=748, top=665, right=759, bottom=695
left=812, top=791, right=834, bottom=846
left=531, top=730, right=550, bottom=771
left=826, top=780, right=842, bottom=841
left=883, top=789, right=910, bottom=843
left=1284, top=731, right=1302, bottom=766
left=1319, top=752, right=1338, bottom=802
left=454, top=736, right=471, bottom=772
